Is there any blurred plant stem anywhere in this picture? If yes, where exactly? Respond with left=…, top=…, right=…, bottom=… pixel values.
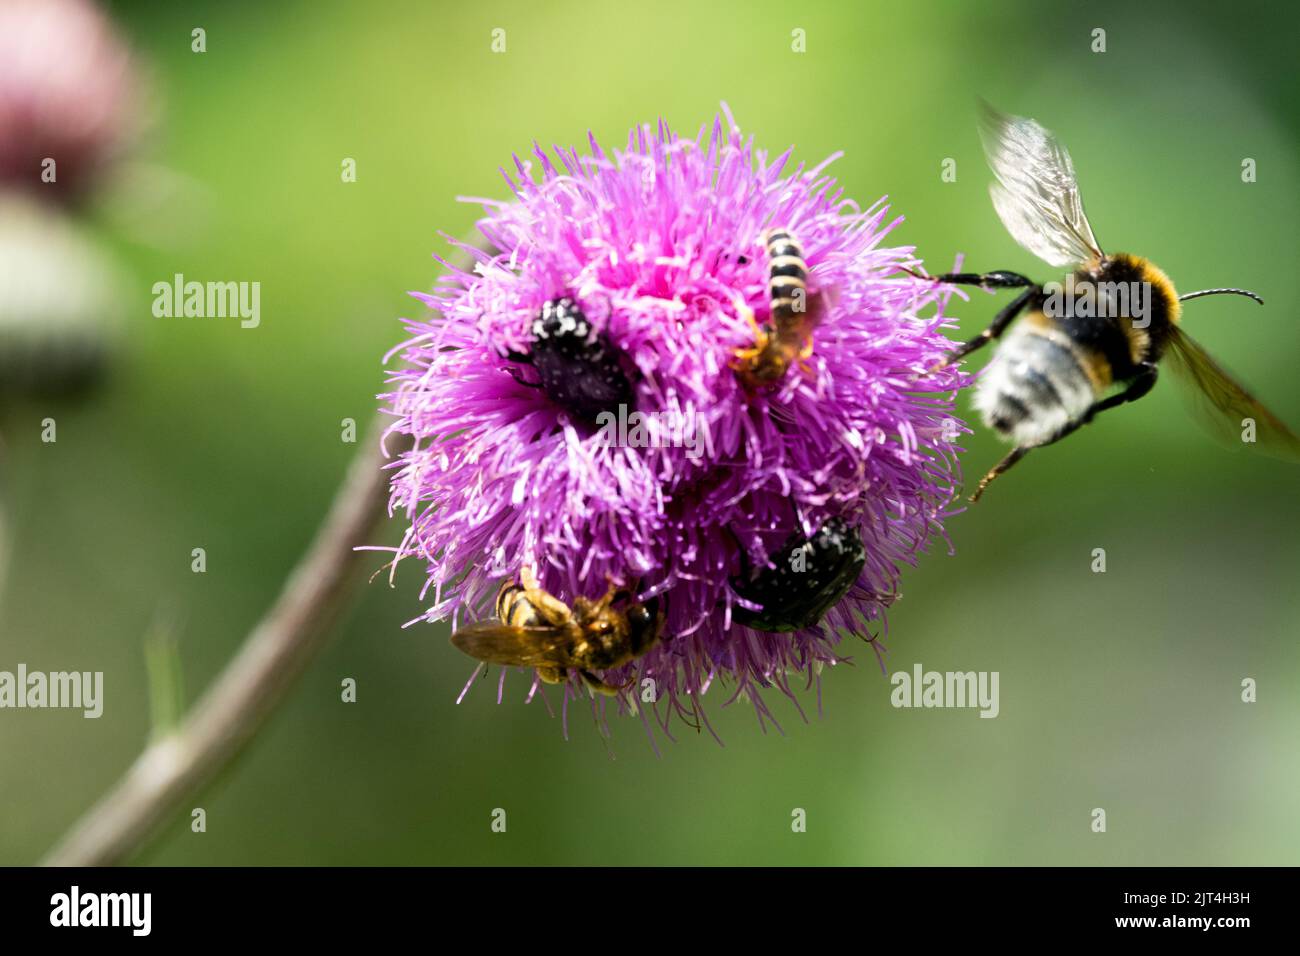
left=143, top=606, right=186, bottom=740
left=0, top=442, right=7, bottom=614
left=41, top=412, right=409, bottom=866
left=0, top=500, right=8, bottom=619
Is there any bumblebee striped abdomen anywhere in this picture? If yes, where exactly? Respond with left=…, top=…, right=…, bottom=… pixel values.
left=973, top=316, right=1104, bottom=447
left=764, top=229, right=808, bottom=328
left=974, top=254, right=1185, bottom=449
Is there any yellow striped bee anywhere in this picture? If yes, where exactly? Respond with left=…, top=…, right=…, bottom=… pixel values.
left=450, top=568, right=663, bottom=695
left=916, top=103, right=1299, bottom=500
left=734, top=228, right=824, bottom=388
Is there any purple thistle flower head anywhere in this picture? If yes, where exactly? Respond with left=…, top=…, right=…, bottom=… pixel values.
left=380, top=108, right=969, bottom=739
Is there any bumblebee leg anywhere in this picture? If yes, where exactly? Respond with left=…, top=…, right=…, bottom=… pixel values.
left=536, top=666, right=564, bottom=685
left=1080, top=363, right=1159, bottom=422
left=1036, top=363, right=1159, bottom=445
left=938, top=287, right=1039, bottom=368
left=971, top=364, right=1158, bottom=502
left=970, top=445, right=1032, bottom=502
left=904, top=267, right=1037, bottom=290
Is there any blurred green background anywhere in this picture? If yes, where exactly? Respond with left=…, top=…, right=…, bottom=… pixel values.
left=1, top=0, right=1297, bottom=865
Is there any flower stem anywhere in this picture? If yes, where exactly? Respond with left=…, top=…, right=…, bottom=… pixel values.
left=41, top=413, right=408, bottom=866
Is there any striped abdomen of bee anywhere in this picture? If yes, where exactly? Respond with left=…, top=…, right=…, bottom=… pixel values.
left=765, top=228, right=811, bottom=330
left=494, top=578, right=550, bottom=626
left=974, top=253, right=1177, bottom=449
left=734, top=229, right=820, bottom=388
left=488, top=575, right=575, bottom=686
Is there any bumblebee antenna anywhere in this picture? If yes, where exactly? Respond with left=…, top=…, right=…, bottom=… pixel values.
left=1178, top=288, right=1264, bottom=305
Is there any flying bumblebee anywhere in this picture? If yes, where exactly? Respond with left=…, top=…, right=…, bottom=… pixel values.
left=913, top=103, right=1300, bottom=500
left=734, top=229, right=825, bottom=388
left=450, top=567, right=663, bottom=696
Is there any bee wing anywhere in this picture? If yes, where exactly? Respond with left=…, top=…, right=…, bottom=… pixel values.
left=978, top=102, right=1104, bottom=269
left=1164, top=325, right=1300, bottom=459
left=449, top=622, right=578, bottom=668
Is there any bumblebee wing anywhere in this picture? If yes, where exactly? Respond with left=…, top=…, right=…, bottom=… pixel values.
left=1165, top=325, right=1300, bottom=459
left=978, top=102, right=1104, bottom=269
left=450, top=622, right=577, bottom=668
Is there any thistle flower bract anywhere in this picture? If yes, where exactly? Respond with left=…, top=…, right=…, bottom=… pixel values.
left=380, top=110, right=968, bottom=738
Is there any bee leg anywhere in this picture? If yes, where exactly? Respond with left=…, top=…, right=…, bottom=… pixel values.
left=904, top=267, right=1037, bottom=291
left=936, top=287, right=1039, bottom=370
left=970, top=445, right=1033, bottom=502
left=536, top=666, right=565, bottom=685
left=796, top=331, right=814, bottom=360
left=608, top=578, right=638, bottom=607
left=579, top=669, right=623, bottom=696
left=579, top=572, right=629, bottom=616
left=732, top=306, right=768, bottom=366
left=500, top=348, right=543, bottom=388
left=518, top=567, right=574, bottom=626
left=971, top=364, right=1158, bottom=502
left=794, top=344, right=817, bottom=378
left=794, top=332, right=816, bottom=375
left=1037, top=363, right=1159, bottom=445
left=504, top=365, right=542, bottom=389
left=1080, top=363, right=1159, bottom=423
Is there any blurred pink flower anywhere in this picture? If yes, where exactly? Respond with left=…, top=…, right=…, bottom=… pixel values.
left=0, top=0, right=145, bottom=204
